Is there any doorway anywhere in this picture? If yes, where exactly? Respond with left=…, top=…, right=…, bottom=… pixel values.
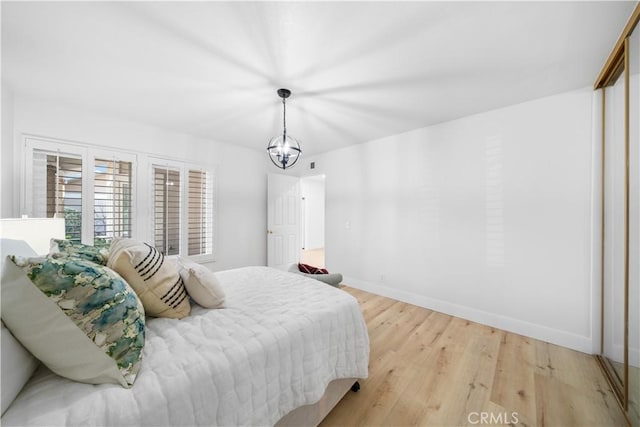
left=300, top=175, right=326, bottom=268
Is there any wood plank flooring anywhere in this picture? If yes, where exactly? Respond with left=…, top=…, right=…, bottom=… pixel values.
left=320, top=287, right=627, bottom=427
left=301, top=248, right=325, bottom=268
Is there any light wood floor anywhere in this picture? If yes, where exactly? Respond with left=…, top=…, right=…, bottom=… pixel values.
left=610, top=360, right=639, bottom=425
left=301, top=248, right=325, bottom=268
left=320, top=287, right=627, bottom=427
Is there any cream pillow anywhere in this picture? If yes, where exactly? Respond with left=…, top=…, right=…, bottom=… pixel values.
left=178, top=258, right=225, bottom=309
left=1, top=239, right=40, bottom=415
left=107, top=238, right=190, bottom=319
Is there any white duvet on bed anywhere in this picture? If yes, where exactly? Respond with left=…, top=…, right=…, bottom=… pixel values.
left=1, top=266, right=370, bottom=427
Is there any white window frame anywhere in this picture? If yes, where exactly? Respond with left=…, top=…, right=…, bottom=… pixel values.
left=24, top=136, right=137, bottom=245
left=150, top=158, right=183, bottom=257
left=22, top=136, right=215, bottom=262
left=186, top=164, right=216, bottom=261
left=149, top=158, right=216, bottom=263
left=92, top=149, right=137, bottom=244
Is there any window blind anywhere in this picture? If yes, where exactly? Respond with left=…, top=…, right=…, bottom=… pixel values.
left=187, top=169, right=213, bottom=256
left=27, top=139, right=213, bottom=257
left=32, top=150, right=83, bottom=242
left=153, top=166, right=180, bottom=255
left=94, top=158, right=132, bottom=246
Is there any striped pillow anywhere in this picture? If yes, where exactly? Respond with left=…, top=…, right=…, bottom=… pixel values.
left=107, top=238, right=190, bottom=319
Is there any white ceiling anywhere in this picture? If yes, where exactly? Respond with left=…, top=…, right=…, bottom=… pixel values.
left=1, top=1, right=635, bottom=156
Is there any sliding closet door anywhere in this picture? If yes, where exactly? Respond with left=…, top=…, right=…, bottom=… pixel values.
left=629, top=23, right=640, bottom=426
left=597, top=6, right=640, bottom=424
left=602, top=60, right=627, bottom=397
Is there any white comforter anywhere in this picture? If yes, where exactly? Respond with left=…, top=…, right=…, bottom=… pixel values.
left=2, top=267, right=370, bottom=426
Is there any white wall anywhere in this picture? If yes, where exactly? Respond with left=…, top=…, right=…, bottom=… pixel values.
left=2, top=94, right=267, bottom=271
left=1, top=82, right=15, bottom=218
left=301, top=87, right=596, bottom=352
left=300, top=175, right=325, bottom=250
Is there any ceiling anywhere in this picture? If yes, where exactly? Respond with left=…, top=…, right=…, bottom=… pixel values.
left=1, top=1, right=635, bottom=156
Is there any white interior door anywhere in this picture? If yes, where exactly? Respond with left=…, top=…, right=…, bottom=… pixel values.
left=267, top=173, right=300, bottom=270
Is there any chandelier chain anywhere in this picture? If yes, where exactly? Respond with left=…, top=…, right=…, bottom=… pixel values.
left=282, top=97, right=287, bottom=135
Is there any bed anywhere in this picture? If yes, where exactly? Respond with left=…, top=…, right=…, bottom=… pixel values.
left=0, top=219, right=370, bottom=426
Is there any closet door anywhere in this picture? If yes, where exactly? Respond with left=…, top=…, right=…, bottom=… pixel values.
left=602, top=54, right=627, bottom=402
left=599, top=18, right=640, bottom=426
left=628, top=23, right=640, bottom=426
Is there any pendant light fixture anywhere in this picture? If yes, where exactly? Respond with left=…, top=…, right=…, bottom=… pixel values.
left=267, top=88, right=301, bottom=169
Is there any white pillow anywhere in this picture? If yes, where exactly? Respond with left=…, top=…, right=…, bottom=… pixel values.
left=1, top=322, right=39, bottom=415
left=108, top=238, right=190, bottom=318
left=178, top=259, right=225, bottom=309
left=0, top=239, right=40, bottom=415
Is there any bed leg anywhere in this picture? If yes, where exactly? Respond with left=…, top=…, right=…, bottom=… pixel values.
left=351, top=381, right=360, bottom=392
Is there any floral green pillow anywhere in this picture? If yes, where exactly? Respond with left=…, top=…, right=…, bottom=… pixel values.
left=50, top=238, right=110, bottom=265
left=1, top=255, right=145, bottom=387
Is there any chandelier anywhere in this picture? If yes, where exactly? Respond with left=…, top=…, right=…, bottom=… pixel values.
left=267, top=88, right=302, bottom=169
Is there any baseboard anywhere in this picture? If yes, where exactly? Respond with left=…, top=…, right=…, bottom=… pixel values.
left=343, top=276, right=592, bottom=353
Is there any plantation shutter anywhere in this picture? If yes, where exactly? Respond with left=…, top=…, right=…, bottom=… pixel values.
left=94, top=158, right=132, bottom=246
left=153, top=166, right=181, bottom=255
left=31, top=150, right=83, bottom=241
left=187, top=169, right=213, bottom=256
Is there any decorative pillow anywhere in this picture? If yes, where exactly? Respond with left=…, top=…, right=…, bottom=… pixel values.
left=298, top=263, right=329, bottom=274
left=1, top=321, right=40, bottom=415
left=50, top=238, right=110, bottom=265
left=107, top=238, right=190, bottom=319
left=0, top=239, right=41, bottom=415
left=178, top=258, right=225, bottom=309
left=0, top=255, right=145, bottom=388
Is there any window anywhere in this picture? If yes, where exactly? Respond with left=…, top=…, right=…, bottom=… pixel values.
left=31, top=150, right=83, bottom=241
left=153, top=166, right=181, bottom=255
left=24, top=137, right=214, bottom=260
left=187, top=169, right=213, bottom=257
left=152, top=162, right=215, bottom=259
left=26, top=138, right=136, bottom=246
left=94, top=158, right=133, bottom=246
